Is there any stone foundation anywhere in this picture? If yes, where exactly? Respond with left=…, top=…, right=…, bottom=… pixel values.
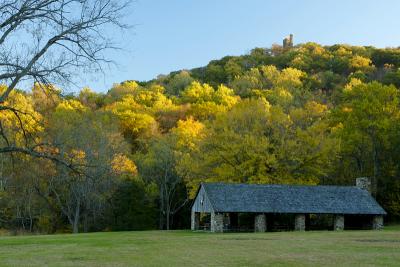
left=191, top=212, right=200, bottom=230
left=333, top=215, right=344, bottom=231
left=211, top=212, right=224, bottom=233
left=295, top=214, right=305, bottom=231
left=254, top=214, right=267, bottom=232
left=372, top=215, right=384, bottom=230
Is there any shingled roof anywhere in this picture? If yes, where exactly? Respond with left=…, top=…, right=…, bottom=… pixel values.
left=193, top=183, right=386, bottom=215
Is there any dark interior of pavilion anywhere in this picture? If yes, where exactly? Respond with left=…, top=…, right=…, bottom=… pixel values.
left=198, top=213, right=375, bottom=232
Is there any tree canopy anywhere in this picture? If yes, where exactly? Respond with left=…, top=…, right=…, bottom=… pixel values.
left=2, top=41, right=400, bottom=233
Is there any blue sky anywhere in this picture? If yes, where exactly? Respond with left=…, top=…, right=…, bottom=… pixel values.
left=83, top=0, right=400, bottom=92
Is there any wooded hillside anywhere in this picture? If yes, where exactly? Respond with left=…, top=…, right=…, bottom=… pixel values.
left=2, top=42, right=400, bottom=233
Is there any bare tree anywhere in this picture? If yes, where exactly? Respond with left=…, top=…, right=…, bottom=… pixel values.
left=0, top=0, right=130, bottom=160
left=33, top=109, right=128, bottom=233
left=136, top=136, right=188, bottom=230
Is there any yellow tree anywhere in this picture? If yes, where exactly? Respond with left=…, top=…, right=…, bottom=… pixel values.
left=180, top=98, right=337, bottom=197
left=36, top=99, right=129, bottom=233
left=106, top=95, right=159, bottom=150
left=0, top=85, right=43, bottom=153
left=332, top=81, right=400, bottom=195
left=180, top=81, right=239, bottom=120
left=0, top=0, right=130, bottom=166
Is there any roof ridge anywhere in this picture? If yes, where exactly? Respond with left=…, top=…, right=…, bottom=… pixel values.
left=202, top=182, right=360, bottom=188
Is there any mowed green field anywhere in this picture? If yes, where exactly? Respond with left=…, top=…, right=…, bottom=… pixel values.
left=1, top=226, right=400, bottom=267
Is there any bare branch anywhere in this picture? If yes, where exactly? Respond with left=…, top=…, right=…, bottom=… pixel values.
left=0, top=0, right=131, bottom=169
left=0, top=0, right=131, bottom=103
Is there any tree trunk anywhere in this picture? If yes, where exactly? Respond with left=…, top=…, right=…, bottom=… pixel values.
left=159, top=187, right=164, bottom=230
left=72, top=201, right=80, bottom=234
left=166, top=204, right=170, bottom=230
left=165, top=188, right=171, bottom=230
left=83, top=213, right=88, bottom=233
left=372, top=141, right=379, bottom=197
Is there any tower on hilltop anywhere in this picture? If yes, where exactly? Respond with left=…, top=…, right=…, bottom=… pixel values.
left=283, top=34, right=293, bottom=48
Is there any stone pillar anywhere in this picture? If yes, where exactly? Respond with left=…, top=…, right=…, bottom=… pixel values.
left=254, top=213, right=267, bottom=232
left=372, top=215, right=384, bottom=230
left=191, top=211, right=200, bottom=231
left=295, top=214, right=305, bottom=231
left=211, top=212, right=224, bottom=233
left=333, top=215, right=344, bottom=231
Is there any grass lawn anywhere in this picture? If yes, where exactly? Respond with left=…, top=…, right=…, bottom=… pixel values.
left=0, top=226, right=400, bottom=267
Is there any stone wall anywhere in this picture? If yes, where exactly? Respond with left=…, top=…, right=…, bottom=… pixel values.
left=333, top=215, right=344, bottom=231
left=191, top=212, right=200, bottom=231
left=295, top=214, right=305, bottom=231
left=372, top=215, right=384, bottom=230
left=211, top=212, right=224, bottom=233
left=254, top=214, right=266, bottom=232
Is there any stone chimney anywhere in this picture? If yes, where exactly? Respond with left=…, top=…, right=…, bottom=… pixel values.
left=356, top=177, right=371, bottom=192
